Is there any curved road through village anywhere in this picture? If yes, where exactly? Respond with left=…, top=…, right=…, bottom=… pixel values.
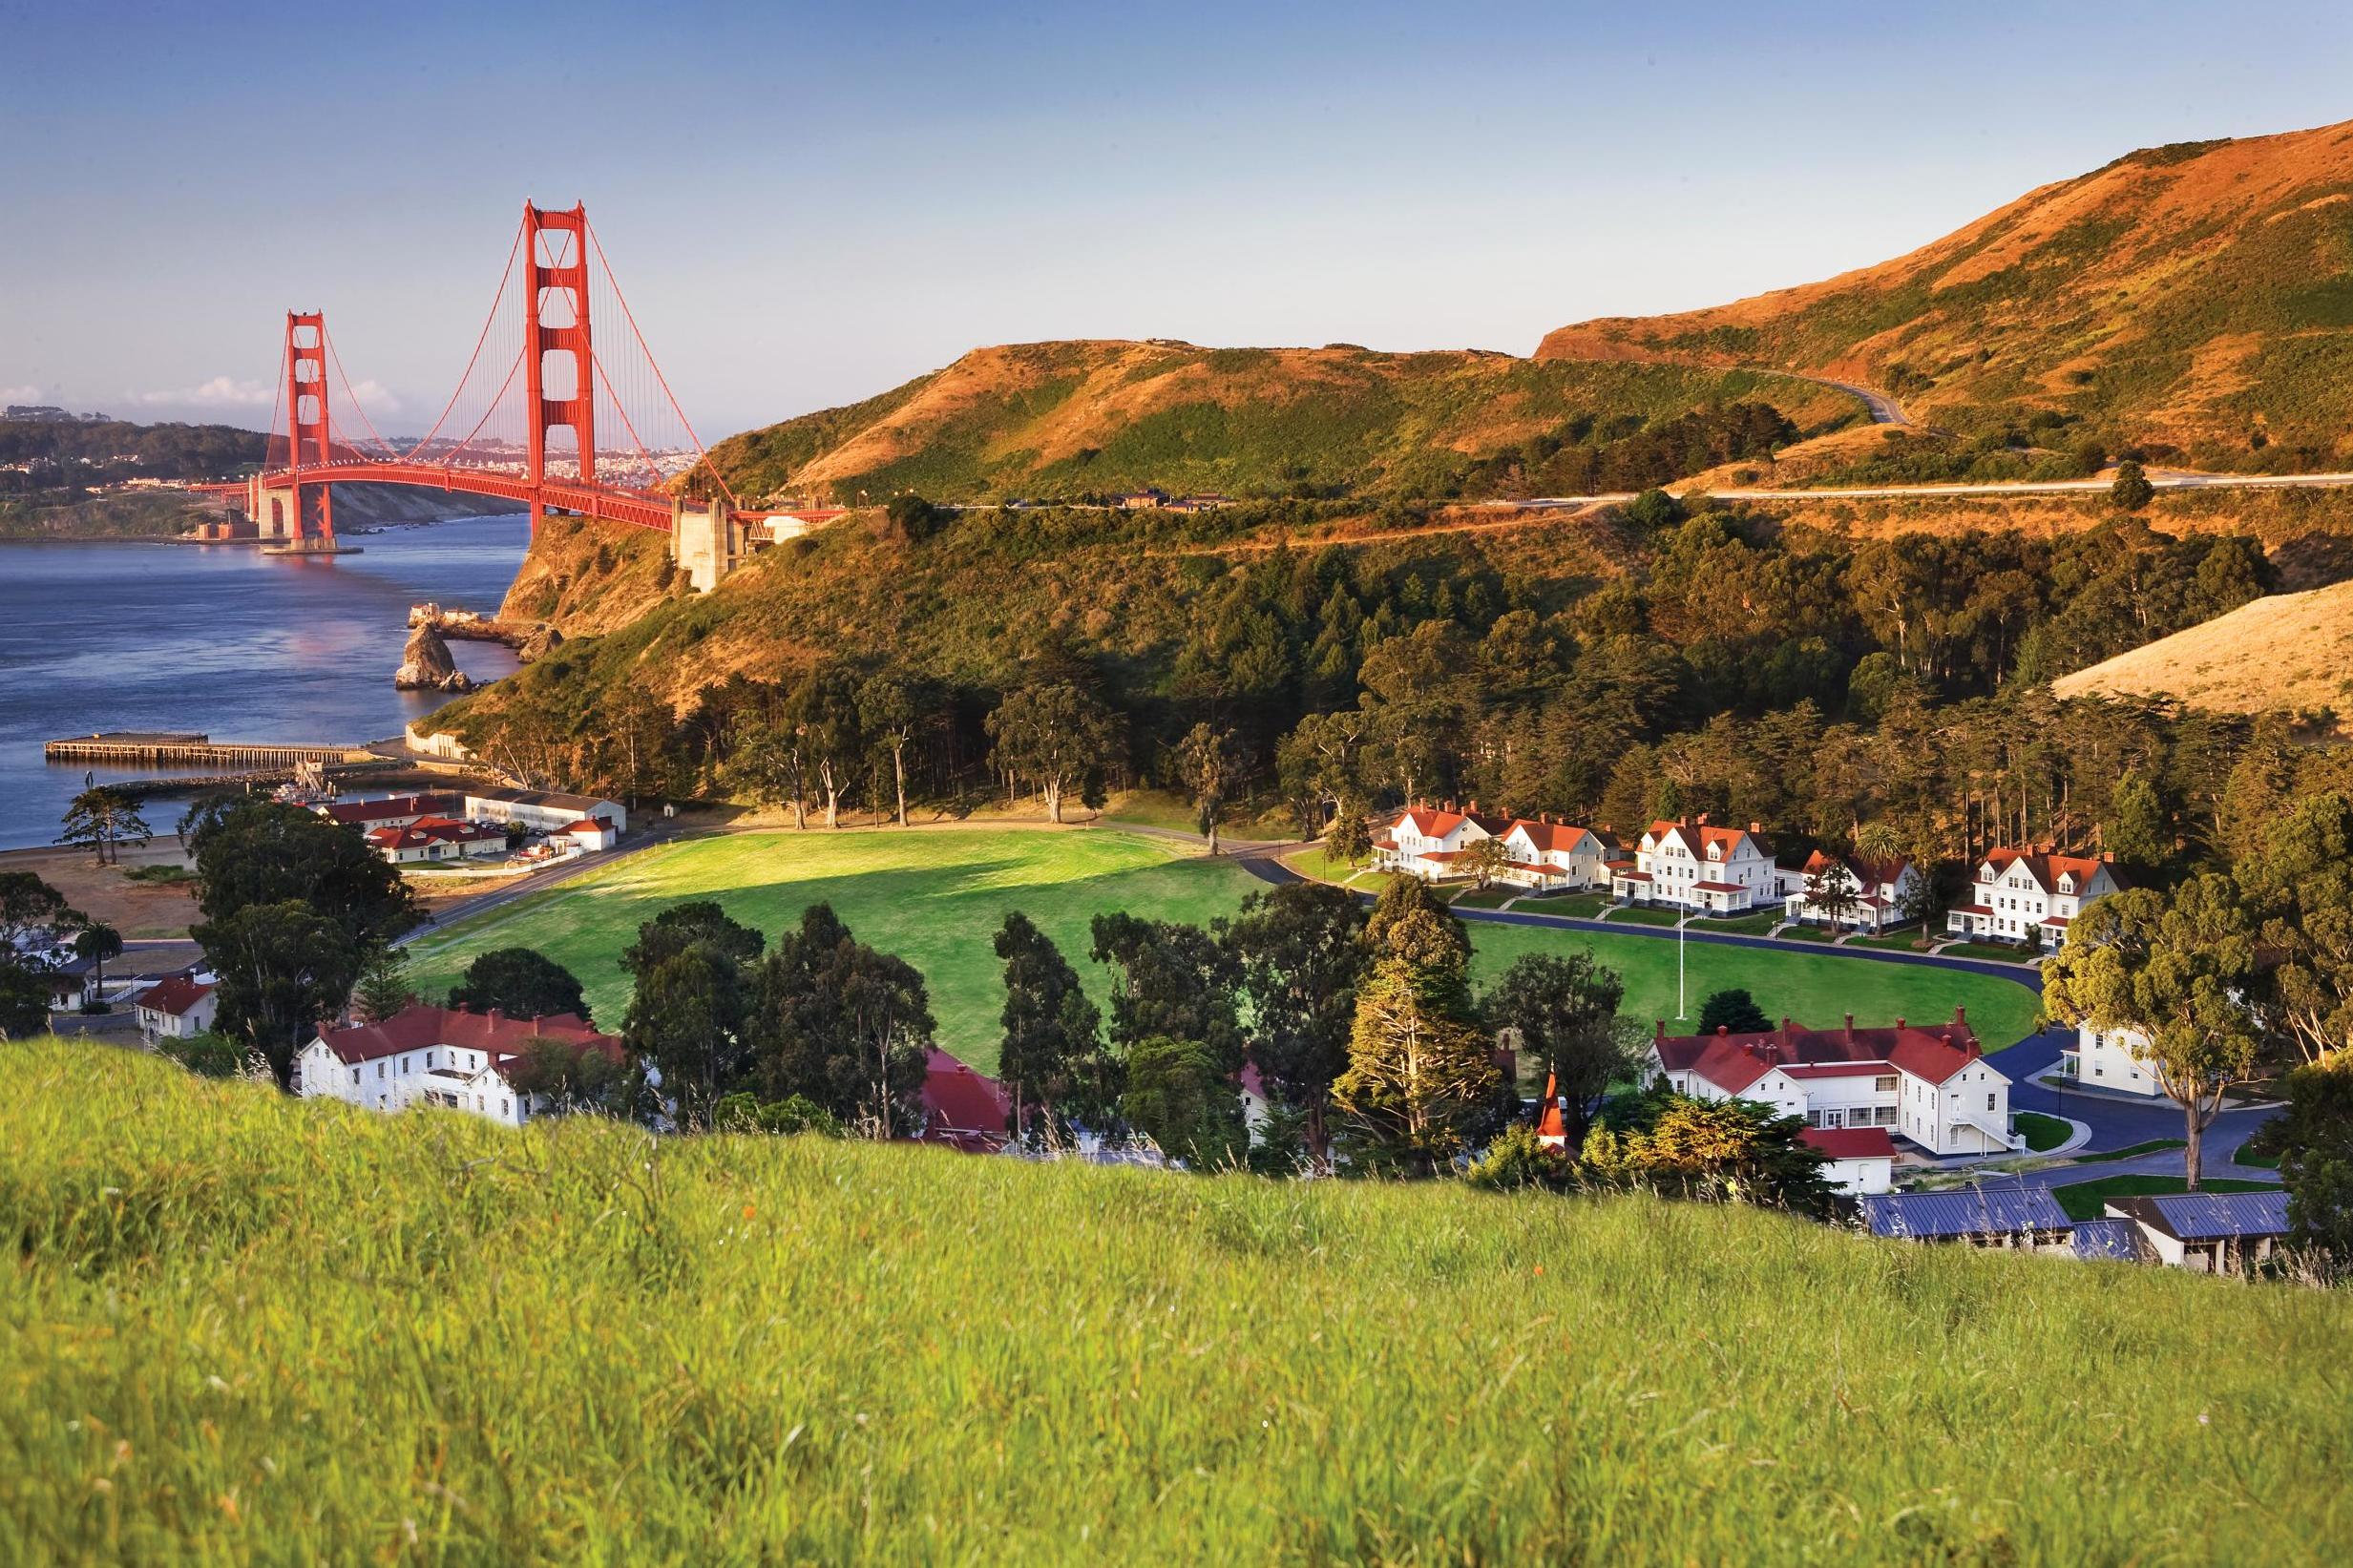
left=1241, top=852, right=2280, bottom=1190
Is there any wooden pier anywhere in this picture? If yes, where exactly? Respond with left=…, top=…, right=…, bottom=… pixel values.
left=44, top=732, right=376, bottom=769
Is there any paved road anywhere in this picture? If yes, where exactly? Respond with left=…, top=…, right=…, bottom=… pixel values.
left=1764, top=370, right=1910, bottom=427
left=1498, top=468, right=2353, bottom=512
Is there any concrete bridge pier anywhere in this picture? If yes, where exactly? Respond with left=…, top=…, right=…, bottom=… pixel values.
left=669, top=496, right=742, bottom=593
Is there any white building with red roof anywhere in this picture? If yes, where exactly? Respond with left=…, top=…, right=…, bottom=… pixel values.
left=132, top=974, right=216, bottom=1042
left=362, top=815, right=509, bottom=866
left=1494, top=818, right=1617, bottom=891
left=295, top=1004, right=622, bottom=1127
left=319, top=792, right=463, bottom=830
left=1612, top=816, right=1777, bottom=913
left=1648, top=1006, right=2018, bottom=1158
left=1945, top=847, right=2125, bottom=949
left=1802, top=1125, right=1899, bottom=1195
left=1782, top=849, right=1922, bottom=934
left=1372, top=803, right=1505, bottom=880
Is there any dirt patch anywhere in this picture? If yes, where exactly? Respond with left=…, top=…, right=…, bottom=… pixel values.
left=0, top=839, right=200, bottom=941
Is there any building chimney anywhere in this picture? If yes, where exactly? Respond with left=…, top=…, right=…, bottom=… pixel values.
left=1896, top=1017, right=1905, bottom=1031
left=1966, top=1038, right=1981, bottom=1058
left=1656, top=1019, right=1667, bottom=1040
left=1716, top=1024, right=1730, bottom=1037
left=1843, top=1013, right=1855, bottom=1041
left=1749, top=821, right=1761, bottom=835
left=1696, top=811, right=1710, bottom=826
left=485, top=1007, right=501, bottom=1027
left=1953, top=1004, right=1968, bottom=1031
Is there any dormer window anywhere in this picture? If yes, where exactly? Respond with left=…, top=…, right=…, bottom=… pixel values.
left=1708, top=846, right=1721, bottom=860
left=1980, top=866, right=1994, bottom=882
left=2058, top=874, right=2074, bottom=893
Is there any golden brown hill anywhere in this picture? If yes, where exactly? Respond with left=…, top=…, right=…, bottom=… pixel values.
left=706, top=340, right=1857, bottom=504
left=2051, top=576, right=2353, bottom=725
left=1538, top=120, right=2353, bottom=470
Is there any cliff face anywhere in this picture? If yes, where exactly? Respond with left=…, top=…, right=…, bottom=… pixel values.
left=393, top=621, right=474, bottom=692
left=496, top=514, right=683, bottom=638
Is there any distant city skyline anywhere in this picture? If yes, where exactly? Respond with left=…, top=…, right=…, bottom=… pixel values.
left=5, top=0, right=2351, bottom=436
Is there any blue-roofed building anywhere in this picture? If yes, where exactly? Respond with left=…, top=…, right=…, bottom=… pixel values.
left=2106, top=1190, right=2291, bottom=1275
left=1859, top=1181, right=2075, bottom=1251
left=2067, top=1218, right=2143, bottom=1262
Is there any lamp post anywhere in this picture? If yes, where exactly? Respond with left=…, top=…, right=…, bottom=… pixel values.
left=1677, top=904, right=1688, bottom=1020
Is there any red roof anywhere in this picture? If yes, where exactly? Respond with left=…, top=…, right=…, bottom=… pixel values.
left=1803, top=1126, right=1898, bottom=1160
left=1648, top=818, right=1768, bottom=862
left=323, top=792, right=461, bottom=826
left=917, top=1048, right=1010, bottom=1150
left=1691, top=880, right=1749, bottom=894
left=1393, top=805, right=1505, bottom=841
left=1797, top=848, right=1910, bottom=888
left=1505, top=819, right=1607, bottom=856
left=134, top=975, right=213, bottom=1017
left=1984, top=847, right=2123, bottom=895
left=1654, top=1007, right=1994, bottom=1094
left=313, top=1004, right=619, bottom=1068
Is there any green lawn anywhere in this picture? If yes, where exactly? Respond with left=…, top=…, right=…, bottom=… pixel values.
left=1446, top=885, right=1517, bottom=909
left=9, top=1042, right=2351, bottom=1563
left=2050, top=1174, right=2283, bottom=1223
left=1690, top=911, right=1781, bottom=936
left=2014, top=1110, right=2074, bottom=1152
left=1607, top=905, right=1684, bottom=928
left=2074, top=1139, right=2189, bottom=1164
left=1534, top=890, right=1612, bottom=918
left=1846, top=931, right=1936, bottom=952
left=2234, top=1143, right=2282, bottom=1170
left=1279, top=844, right=1388, bottom=889
left=410, top=828, right=2044, bottom=1073
left=410, top=829, right=1262, bottom=1072
left=1776, top=924, right=1839, bottom=943
left=1940, top=941, right=2043, bottom=964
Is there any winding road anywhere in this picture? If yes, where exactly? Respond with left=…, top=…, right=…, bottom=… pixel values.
left=1240, top=852, right=2279, bottom=1185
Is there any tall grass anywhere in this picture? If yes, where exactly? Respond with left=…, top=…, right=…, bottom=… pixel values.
left=4, top=1040, right=2347, bottom=1563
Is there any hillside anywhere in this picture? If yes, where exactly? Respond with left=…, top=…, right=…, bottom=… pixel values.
left=6, top=1041, right=2348, bottom=1562
left=1538, top=119, right=2353, bottom=470
left=706, top=340, right=1859, bottom=504
left=2053, top=576, right=2353, bottom=724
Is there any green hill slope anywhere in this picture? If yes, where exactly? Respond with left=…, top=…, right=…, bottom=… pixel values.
left=5, top=1042, right=2345, bottom=1562
left=1539, top=119, right=2353, bottom=470
left=706, top=340, right=1859, bottom=503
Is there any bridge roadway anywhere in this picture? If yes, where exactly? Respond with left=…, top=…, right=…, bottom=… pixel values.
left=241, top=462, right=847, bottom=533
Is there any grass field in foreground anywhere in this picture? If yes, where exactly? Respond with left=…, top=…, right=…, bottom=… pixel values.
left=5, top=1043, right=2348, bottom=1564
left=409, top=829, right=2040, bottom=1074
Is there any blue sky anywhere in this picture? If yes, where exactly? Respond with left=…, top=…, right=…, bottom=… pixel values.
left=4, top=1, right=2349, bottom=436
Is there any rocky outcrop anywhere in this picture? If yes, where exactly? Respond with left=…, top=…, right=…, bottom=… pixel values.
left=394, top=621, right=476, bottom=692
left=516, top=623, right=565, bottom=662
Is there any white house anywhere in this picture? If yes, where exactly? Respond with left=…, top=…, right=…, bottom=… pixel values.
left=363, top=815, right=509, bottom=866
left=559, top=816, right=620, bottom=854
left=133, top=974, right=217, bottom=1041
left=2065, top=1022, right=2166, bottom=1097
left=461, top=786, right=628, bottom=837
left=1945, top=847, right=2125, bottom=949
left=1782, top=850, right=1922, bottom=934
left=320, top=792, right=464, bottom=831
left=296, top=1004, right=622, bottom=1128
left=1649, top=1006, right=2018, bottom=1158
left=1802, top=1125, right=1898, bottom=1196
left=1495, top=818, right=1617, bottom=891
left=1612, top=817, right=1778, bottom=914
left=1372, top=804, right=1504, bottom=880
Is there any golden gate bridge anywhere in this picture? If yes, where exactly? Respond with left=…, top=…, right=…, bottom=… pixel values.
left=216, top=201, right=837, bottom=589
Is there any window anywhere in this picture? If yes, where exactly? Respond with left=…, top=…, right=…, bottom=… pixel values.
left=350, top=1067, right=359, bottom=1086
left=377, top=1062, right=385, bottom=1079
left=1874, top=1076, right=1897, bottom=1093
left=1985, top=1093, right=1996, bottom=1111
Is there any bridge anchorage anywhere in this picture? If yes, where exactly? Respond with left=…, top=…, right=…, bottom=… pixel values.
left=235, top=200, right=841, bottom=589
